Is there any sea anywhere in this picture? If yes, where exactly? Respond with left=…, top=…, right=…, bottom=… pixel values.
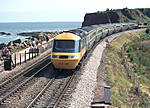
left=0, top=22, right=82, bottom=44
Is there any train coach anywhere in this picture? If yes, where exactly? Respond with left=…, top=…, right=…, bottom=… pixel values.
left=51, top=23, right=138, bottom=70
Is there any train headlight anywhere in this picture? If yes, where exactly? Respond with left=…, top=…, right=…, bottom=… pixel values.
left=52, top=55, right=59, bottom=58
left=68, top=55, right=78, bottom=59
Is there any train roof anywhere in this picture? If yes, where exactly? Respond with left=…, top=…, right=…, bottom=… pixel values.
left=61, top=23, right=137, bottom=39
left=64, top=28, right=88, bottom=38
left=55, top=33, right=81, bottom=40
left=81, top=26, right=98, bottom=32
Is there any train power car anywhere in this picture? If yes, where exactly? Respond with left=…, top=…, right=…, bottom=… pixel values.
left=51, top=23, right=138, bottom=70
left=51, top=29, right=87, bottom=69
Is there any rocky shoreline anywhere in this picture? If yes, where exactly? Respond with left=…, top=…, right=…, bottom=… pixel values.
left=0, top=31, right=62, bottom=57
left=17, top=31, right=59, bottom=37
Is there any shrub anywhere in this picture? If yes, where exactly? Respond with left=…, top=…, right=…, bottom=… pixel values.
left=145, top=28, right=150, bottom=34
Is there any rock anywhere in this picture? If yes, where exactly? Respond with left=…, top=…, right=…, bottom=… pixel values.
left=16, top=43, right=25, bottom=49
left=25, top=37, right=31, bottom=40
left=6, top=33, right=11, bottom=35
left=7, top=41, right=14, bottom=46
left=39, top=32, right=45, bottom=37
left=13, top=39, right=21, bottom=44
left=7, top=39, right=21, bottom=47
left=17, top=32, right=41, bottom=37
left=7, top=45, right=15, bottom=50
left=0, top=32, right=11, bottom=35
left=23, top=42, right=29, bottom=48
left=26, top=39, right=32, bottom=46
left=0, top=43, right=6, bottom=50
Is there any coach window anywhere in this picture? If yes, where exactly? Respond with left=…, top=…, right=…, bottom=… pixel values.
left=78, top=40, right=81, bottom=52
left=81, top=39, right=84, bottom=49
left=84, top=39, right=86, bottom=46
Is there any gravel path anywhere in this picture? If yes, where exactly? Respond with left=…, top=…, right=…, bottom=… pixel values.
left=69, top=29, right=142, bottom=108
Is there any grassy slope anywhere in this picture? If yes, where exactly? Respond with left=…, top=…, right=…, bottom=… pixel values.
left=106, top=8, right=150, bottom=24
left=104, top=30, right=150, bottom=107
left=116, top=9, right=150, bottom=24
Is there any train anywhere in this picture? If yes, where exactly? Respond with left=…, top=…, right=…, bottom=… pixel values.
left=51, top=23, right=138, bottom=70
left=138, top=23, right=149, bottom=28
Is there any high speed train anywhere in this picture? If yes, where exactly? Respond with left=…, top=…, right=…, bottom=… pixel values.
left=51, top=23, right=138, bottom=69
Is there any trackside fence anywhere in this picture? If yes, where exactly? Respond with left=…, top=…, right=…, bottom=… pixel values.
left=12, top=40, right=52, bottom=67
left=0, top=40, right=52, bottom=71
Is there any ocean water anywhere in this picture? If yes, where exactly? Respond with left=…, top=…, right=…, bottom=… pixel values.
left=0, top=22, right=82, bottom=44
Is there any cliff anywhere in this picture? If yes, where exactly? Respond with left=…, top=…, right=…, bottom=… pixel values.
left=82, top=8, right=150, bottom=27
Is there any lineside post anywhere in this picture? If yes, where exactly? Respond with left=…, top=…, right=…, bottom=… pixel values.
left=20, top=53, right=21, bottom=65
left=25, top=51, right=26, bottom=63
left=15, top=54, right=16, bottom=67
left=32, top=48, right=33, bottom=59
left=29, top=51, right=30, bottom=60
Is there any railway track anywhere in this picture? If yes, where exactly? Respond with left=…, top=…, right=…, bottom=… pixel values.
left=0, top=52, right=50, bottom=84
left=0, top=32, right=109, bottom=107
left=0, top=61, right=52, bottom=107
left=0, top=30, right=127, bottom=107
left=0, top=59, right=51, bottom=98
left=0, top=51, right=51, bottom=84
left=26, top=36, right=99, bottom=108
left=26, top=70, right=75, bottom=108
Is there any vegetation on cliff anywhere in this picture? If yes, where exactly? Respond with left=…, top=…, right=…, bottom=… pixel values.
left=104, top=29, right=150, bottom=107
left=82, top=8, right=150, bottom=27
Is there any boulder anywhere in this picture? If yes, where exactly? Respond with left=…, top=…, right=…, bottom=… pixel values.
left=0, top=43, right=6, bottom=50
left=13, top=39, right=21, bottom=44
left=0, top=32, right=11, bottom=35
left=23, top=42, right=28, bottom=48
left=7, top=45, right=15, bottom=51
left=7, top=41, right=14, bottom=46
left=17, top=32, right=41, bottom=37
left=16, top=43, right=25, bottom=49
left=26, top=39, right=32, bottom=46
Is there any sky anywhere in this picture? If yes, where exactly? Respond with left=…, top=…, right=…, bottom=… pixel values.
left=0, top=0, right=150, bottom=22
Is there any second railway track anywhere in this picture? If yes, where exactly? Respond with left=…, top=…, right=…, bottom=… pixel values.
left=0, top=58, right=51, bottom=97
left=0, top=60, right=53, bottom=107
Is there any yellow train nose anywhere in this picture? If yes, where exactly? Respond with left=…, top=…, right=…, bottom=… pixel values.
left=52, top=59, right=80, bottom=69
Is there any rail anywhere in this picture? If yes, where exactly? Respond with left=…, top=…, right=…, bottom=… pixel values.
left=52, top=72, right=76, bottom=108
left=26, top=76, right=56, bottom=108
left=0, top=62, right=51, bottom=105
left=0, top=53, right=50, bottom=88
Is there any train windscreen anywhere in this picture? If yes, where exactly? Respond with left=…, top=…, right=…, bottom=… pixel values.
left=52, top=40, right=80, bottom=53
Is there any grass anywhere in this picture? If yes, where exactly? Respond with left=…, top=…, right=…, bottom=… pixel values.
left=104, top=29, right=150, bottom=107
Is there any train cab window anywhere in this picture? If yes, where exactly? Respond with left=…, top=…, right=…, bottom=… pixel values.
left=55, top=40, right=74, bottom=50
left=52, top=40, right=80, bottom=53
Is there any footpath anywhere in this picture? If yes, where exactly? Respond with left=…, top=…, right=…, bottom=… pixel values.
left=0, top=40, right=52, bottom=72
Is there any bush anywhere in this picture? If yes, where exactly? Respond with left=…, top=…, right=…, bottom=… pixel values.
left=145, top=28, right=150, bottom=34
